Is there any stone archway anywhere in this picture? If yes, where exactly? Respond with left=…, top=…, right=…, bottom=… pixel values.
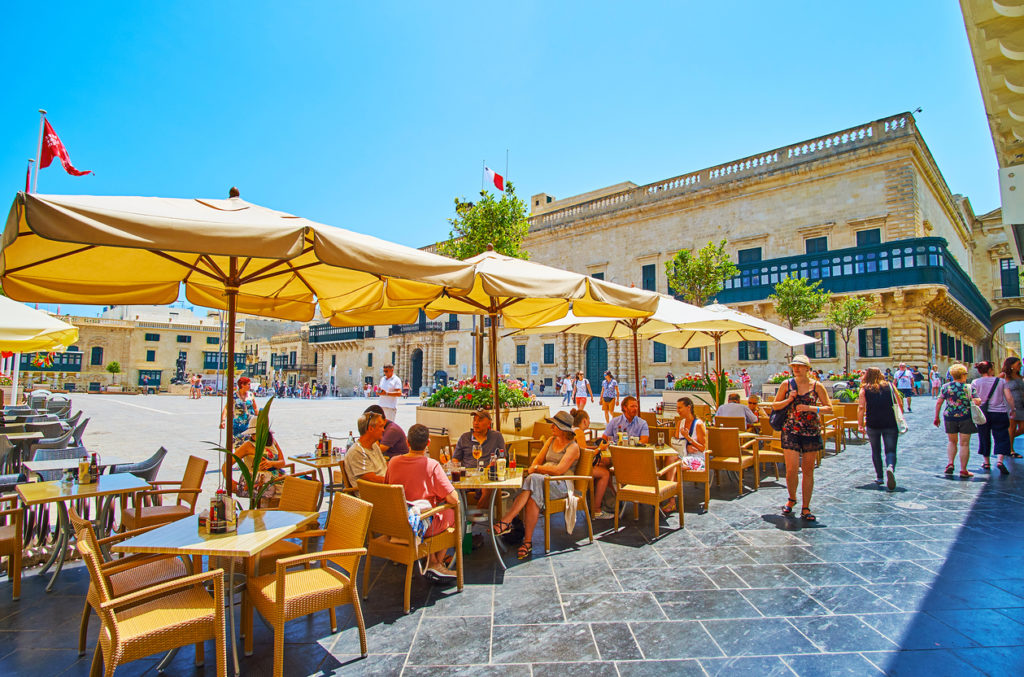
left=986, top=305, right=1024, bottom=361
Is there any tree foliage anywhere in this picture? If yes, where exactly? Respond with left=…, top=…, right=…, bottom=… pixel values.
left=437, top=181, right=530, bottom=260
left=664, top=239, right=739, bottom=306
left=105, top=361, right=121, bottom=375
left=770, top=275, right=831, bottom=360
left=826, top=297, right=875, bottom=374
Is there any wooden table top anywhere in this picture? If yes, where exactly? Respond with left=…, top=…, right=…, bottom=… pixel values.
left=0, top=431, right=43, bottom=441
left=289, top=454, right=345, bottom=468
left=498, top=433, right=535, bottom=443
left=111, top=510, right=319, bottom=558
left=17, top=473, right=151, bottom=506
left=453, top=468, right=524, bottom=491
left=22, top=456, right=127, bottom=473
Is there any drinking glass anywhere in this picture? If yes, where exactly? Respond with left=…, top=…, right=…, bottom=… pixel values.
left=472, top=444, right=483, bottom=475
left=657, top=432, right=665, bottom=447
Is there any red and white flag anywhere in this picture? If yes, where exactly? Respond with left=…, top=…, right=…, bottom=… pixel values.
left=39, top=119, right=92, bottom=177
left=484, top=166, right=504, bottom=192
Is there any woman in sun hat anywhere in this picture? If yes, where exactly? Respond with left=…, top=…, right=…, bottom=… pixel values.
left=771, top=354, right=832, bottom=522
left=492, top=411, right=580, bottom=560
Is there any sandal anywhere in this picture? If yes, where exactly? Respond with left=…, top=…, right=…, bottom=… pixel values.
left=982, top=463, right=991, bottom=471
left=492, top=520, right=512, bottom=536
left=801, top=507, right=817, bottom=522
left=997, top=462, right=1010, bottom=475
left=959, top=470, right=974, bottom=478
left=1011, top=452, right=1023, bottom=458
left=517, top=541, right=532, bottom=560
left=663, top=498, right=678, bottom=513
left=944, top=463, right=955, bottom=475
left=782, top=498, right=796, bottom=516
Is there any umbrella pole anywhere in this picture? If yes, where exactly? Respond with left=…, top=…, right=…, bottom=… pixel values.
left=224, top=258, right=238, bottom=497
left=488, top=303, right=500, bottom=420
left=11, top=353, right=20, bottom=405
left=632, top=330, right=640, bottom=399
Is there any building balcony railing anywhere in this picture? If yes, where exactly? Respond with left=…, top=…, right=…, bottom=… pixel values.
left=389, top=321, right=443, bottom=336
left=202, top=352, right=248, bottom=370
left=19, top=352, right=83, bottom=372
left=308, top=323, right=375, bottom=343
left=715, top=237, right=992, bottom=329
left=445, top=319, right=460, bottom=331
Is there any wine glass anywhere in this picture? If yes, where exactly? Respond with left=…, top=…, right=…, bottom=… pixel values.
left=472, top=443, right=483, bottom=477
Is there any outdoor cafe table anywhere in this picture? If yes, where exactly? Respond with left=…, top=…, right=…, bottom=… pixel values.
left=1, top=430, right=42, bottom=472
left=452, top=468, right=524, bottom=570
left=112, top=509, right=320, bottom=676
left=16, top=473, right=151, bottom=591
left=22, top=455, right=127, bottom=479
left=288, top=453, right=346, bottom=512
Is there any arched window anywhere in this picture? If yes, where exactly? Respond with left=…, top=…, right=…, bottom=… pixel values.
left=90, top=346, right=104, bottom=366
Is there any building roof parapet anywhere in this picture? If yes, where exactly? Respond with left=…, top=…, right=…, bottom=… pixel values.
left=528, top=113, right=917, bottom=232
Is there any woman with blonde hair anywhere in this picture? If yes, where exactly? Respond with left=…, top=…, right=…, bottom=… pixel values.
left=933, top=363, right=980, bottom=478
left=857, top=367, right=904, bottom=490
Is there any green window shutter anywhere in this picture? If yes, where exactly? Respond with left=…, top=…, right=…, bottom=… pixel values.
left=758, top=341, right=767, bottom=360
left=804, top=331, right=814, bottom=358
left=738, top=342, right=749, bottom=361
left=858, top=329, right=867, bottom=358
left=881, top=328, right=889, bottom=357
left=828, top=330, right=836, bottom=359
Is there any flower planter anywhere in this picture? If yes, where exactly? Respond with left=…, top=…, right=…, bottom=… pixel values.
left=661, top=389, right=745, bottom=408
left=762, top=383, right=782, bottom=399
left=416, top=405, right=550, bottom=438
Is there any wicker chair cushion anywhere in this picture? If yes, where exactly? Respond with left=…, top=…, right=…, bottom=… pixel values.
left=249, top=567, right=352, bottom=623
left=122, top=504, right=192, bottom=529
left=618, top=480, right=678, bottom=500
left=104, top=587, right=216, bottom=650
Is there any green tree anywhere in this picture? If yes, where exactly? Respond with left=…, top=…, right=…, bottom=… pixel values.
left=105, top=360, right=121, bottom=385
left=437, top=181, right=530, bottom=260
left=664, top=239, right=739, bottom=306
left=769, top=275, right=831, bottom=361
left=826, top=297, right=875, bottom=374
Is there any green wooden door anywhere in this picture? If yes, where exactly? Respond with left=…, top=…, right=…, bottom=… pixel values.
left=585, top=338, right=608, bottom=387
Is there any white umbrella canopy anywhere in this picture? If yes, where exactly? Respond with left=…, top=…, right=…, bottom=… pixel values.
left=0, top=296, right=79, bottom=403
left=329, top=247, right=660, bottom=412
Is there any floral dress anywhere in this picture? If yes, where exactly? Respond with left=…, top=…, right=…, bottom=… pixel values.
left=232, top=394, right=257, bottom=448
left=938, top=381, right=971, bottom=421
left=781, top=379, right=824, bottom=453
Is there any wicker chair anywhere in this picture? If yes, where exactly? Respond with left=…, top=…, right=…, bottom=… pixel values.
left=244, top=493, right=373, bottom=677
left=680, top=449, right=712, bottom=513
left=74, top=520, right=190, bottom=656
left=30, top=445, right=88, bottom=482
left=609, top=445, right=683, bottom=537
left=542, top=447, right=595, bottom=553
left=707, top=427, right=759, bottom=496
left=26, top=428, right=74, bottom=461
left=0, top=495, right=23, bottom=600
left=70, top=417, right=90, bottom=446
left=68, top=506, right=227, bottom=677
left=110, top=447, right=168, bottom=484
left=714, top=415, right=748, bottom=431
left=252, top=475, right=324, bottom=577
left=24, top=420, right=65, bottom=439
left=357, top=479, right=464, bottom=614
left=64, top=410, right=83, bottom=428
left=120, top=455, right=207, bottom=531
left=427, top=434, right=452, bottom=463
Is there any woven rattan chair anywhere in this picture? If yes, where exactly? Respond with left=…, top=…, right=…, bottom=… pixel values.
left=64, top=410, right=83, bottom=428
left=357, top=479, right=464, bottom=614
left=639, top=411, right=659, bottom=428
left=714, top=415, right=748, bottom=431
left=609, top=445, right=683, bottom=536
left=70, top=417, right=90, bottom=446
left=110, top=447, right=168, bottom=484
left=68, top=506, right=227, bottom=677
left=244, top=493, right=373, bottom=677
left=252, top=475, right=324, bottom=577
left=427, top=434, right=452, bottom=463
left=120, top=455, right=207, bottom=531
left=542, top=447, right=595, bottom=552
left=707, top=427, right=759, bottom=496
left=680, top=449, right=712, bottom=513
left=74, top=520, right=190, bottom=656
left=0, top=494, right=23, bottom=600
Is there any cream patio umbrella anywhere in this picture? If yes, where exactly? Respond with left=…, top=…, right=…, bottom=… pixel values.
left=1, top=191, right=476, bottom=492
left=329, top=246, right=661, bottom=414
left=509, top=295, right=723, bottom=396
left=0, top=295, right=80, bottom=403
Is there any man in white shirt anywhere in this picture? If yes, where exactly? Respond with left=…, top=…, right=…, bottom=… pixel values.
left=344, top=411, right=388, bottom=484
left=378, top=364, right=403, bottom=421
left=894, top=362, right=914, bottom=412
left=714, top=393, right=758, bottom=427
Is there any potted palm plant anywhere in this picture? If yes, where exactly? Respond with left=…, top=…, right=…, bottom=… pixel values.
left=215, top=396, right=283, bottom=510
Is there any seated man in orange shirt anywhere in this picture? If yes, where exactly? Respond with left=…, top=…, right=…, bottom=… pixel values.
left=385, top=424, right=459, bottom=580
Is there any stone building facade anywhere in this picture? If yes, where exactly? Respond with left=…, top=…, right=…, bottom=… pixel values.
left=305, top=113, right=1016, bottom=393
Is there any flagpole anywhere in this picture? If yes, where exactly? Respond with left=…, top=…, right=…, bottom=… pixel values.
left=32, top=109, right=47, bottom=192
left=481, top=160, right=485, bottom=192
left=25, top=159, right=34, bottom=193
left=505, top=149, right=509, bottom=189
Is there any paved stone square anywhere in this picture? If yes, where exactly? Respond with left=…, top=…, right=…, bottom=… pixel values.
left=1, top=393, right=1023, bottom=675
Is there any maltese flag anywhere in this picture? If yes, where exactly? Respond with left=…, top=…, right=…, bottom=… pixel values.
left=40, top=119, right=92, bottom=176
left=484, top=166, right=504, bottom=192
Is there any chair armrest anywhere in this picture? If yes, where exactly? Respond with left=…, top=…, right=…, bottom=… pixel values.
left=96, top=523, right=162, bottom=546
left=288, top=529, right=327, bottom=540
left=0, top=495, right=19, bottom=509
left=420, top=503, right=458, bottom=519
left=544, top=474, right=594, bottom=483
left=101, top=552, right=174, bottom=574
left=740, top=438, right=758, bottom=450
left=134, top=488, right=201, bottom=499
left=146, top=480, right=183, bottom=487
left=275, top=548, right=366, bottom=572
left=99, top=568, right=224, bottom=611
left=657, top=460, right=682, bottom=476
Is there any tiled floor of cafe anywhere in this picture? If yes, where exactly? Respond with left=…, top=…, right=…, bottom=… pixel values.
left=2, top=401, right=1023, bottom=676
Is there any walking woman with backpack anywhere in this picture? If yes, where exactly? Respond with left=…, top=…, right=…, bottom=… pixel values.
left=771, top=355, right=833, bottom=522
left=972, top=361, right=1016, bottom=474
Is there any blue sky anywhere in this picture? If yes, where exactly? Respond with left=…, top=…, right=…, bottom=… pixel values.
left=0, top=1, right=1016, bottom=337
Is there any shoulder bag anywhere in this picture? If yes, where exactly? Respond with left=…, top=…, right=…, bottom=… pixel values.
left=889, top=384, right=909, bottom=434
left=969, top=381, right=993, bottom=425
left=769, top=378, right=796, bottom=431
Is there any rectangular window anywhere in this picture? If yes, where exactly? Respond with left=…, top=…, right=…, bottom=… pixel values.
left=1001, top=258, right=1020, bottom=297
left=590, top=272, right=604, bottom=280
left=805, top=236, right=828, bottom=255
left=804, top=330, right=836, bottom=359
left=449, top=347, right=456, bottom=365
left=145, top=350, right=156, bottom=362
left=391, top=351, right=396, bottom=365
left=955, top=339, right=963, bottom=361
left=964, top=345, right=974, bottom=363
left=858, top=328, right=890, bottom=358
left=144, top=333, right=159, bottom=342
left=738, top=341, right=768, bottom=361
left=515, top=345, right=526, bottom=364
left=653, top=341, right=667, bottom=363
left=737, top=247, right=762, bottom=264
left=90, top=346, right=104, bottom=366
left=176, top=335, right=191, bottom=343
left=206, top=336, right=219, bottom=345
left=290, top=351, right=297, bottom=365
left=641, top=264, right=656, bottom=292
left=687, top=347, right=702, bottom=362
left=331, top=354, right=336, bottom=368
left=856, top=229, right=881, bottom=247
left=367, top=352, right=373, bottom=367
left=543, top=343, right=555, bottom=364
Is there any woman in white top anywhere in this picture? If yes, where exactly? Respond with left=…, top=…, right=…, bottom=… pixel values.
left=665, top=396, right=706, bottom=513
left=573, top=371, right=594, bottom=410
